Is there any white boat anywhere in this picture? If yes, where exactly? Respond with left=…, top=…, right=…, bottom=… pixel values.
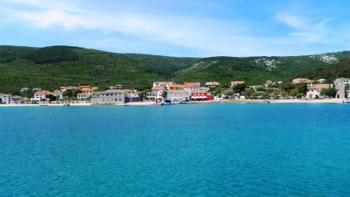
left=161, top=100, right=180, bottom=105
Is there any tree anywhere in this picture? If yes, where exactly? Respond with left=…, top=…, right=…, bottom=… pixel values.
left=212, top=86, right=223, bottom=96
left=233, top=83, right=247, bottom=94
left=295, top=83, right=307, bottom=97
left=138, top=90, right=148, bottom=101
left=321, top=88, right=337, bottom=98
left=46, top=94, right=57, bottom=103
left=63, top=89, right=81, bottom=102
left=290, top=89, right=299, bottom=98
left=19, top=90, right=34, bottom=99
left=161, top=89, right=167, bottom=99
left=223, top=88, right=234, bottom=97
left=244, top=88, right=254, bottom=99
left=281, top=82, right=295, bottom=96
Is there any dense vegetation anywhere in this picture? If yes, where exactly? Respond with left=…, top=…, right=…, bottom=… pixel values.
left=1, top=45, right=350, bottom=94
left=27, top=46, right=80, bottom=64
left=0, top=46, right=197, bottom=93
left=303, top=59, right=350, bottom=80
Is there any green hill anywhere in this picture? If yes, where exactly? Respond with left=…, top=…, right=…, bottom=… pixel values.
left=303, top=58, right=350, bottom=80
left=0, top=45, right=349, bottom=94
left=175, top=54, right=345, bottom=85
left=0, top=46, right=198, bottom=93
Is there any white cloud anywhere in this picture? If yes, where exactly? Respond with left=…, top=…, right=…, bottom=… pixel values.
left=276, top=11, right=330, bottom=43
left=1, top=0, right=350, bottom=56
left=1, top=0, right=252, bottom=54
left=13, top=9, right=85, bottom=30
left=2, top=0, right=42, bottom=6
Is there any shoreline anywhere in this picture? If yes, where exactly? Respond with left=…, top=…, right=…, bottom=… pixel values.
left=0, top=99, right=348, bottom=107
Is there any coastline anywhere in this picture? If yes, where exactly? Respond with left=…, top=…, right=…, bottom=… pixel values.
left=0, top=103, right=92, bottom=107
left=269, top=98, right=345, bottom=104
left=0, top=98, right=348, bottom=107
left=189, top=98, right=347, bottom=104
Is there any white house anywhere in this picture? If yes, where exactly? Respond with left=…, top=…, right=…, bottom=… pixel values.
left=11, top=96, right=22, bottom=104
left=166, top=90, right=191, bottom=103
left=292, top=78, right=314, bottom=84
left=77, top=87, right=94, bottom=101
left=53, top=90, right=64, bottom=100
left=183, top=82, right=202, bottom=93
left=317, top=79, right=326, bottom=84
left=231, top=81, right=245, bottom=88
left=205, top=81, right=220, bottom=88
left=123, top=89, right=140, bottom=102
left=91, top=90, right=125, bottom=105
left=77, top=93, right=91, bottom=100
left=146, top=86, right=165, bottom=102
left=60, top=86, right=78, bottom=92
left=20, top=87, right=30, bottom=93
left=0, top=94, right=23, bottom=104
left=31, top=91, right=52, bottom=102
left=152, top=81, right=174, bottom=89
left=0, top=94, right=11, bottom=104
left=306, top=84, right=333, bottom=99
left=334, top=78, right=350, bottom=99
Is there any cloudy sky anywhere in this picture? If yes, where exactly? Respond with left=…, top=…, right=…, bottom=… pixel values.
left=1, top=0, right=350, bottom=57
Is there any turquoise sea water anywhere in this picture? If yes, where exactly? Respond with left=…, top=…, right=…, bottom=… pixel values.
left=1, top=104, right=350, bottom=196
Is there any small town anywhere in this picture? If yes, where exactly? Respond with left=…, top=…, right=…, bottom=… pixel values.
left=1, top=77, right=350, bottom=106
left=3, top=1, right=350, bottom=196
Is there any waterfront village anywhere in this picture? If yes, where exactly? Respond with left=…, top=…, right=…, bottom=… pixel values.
left=0, top=77, right=350, bottom=106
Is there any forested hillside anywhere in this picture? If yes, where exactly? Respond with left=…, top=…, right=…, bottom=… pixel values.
left=0, top=45, right=349, bottom=93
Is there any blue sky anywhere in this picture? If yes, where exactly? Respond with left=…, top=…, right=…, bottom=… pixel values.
left=1, top=0, right=350, bottom=57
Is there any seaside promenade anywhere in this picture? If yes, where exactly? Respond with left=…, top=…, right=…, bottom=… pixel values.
left=0, top=98, right=348, bottom=107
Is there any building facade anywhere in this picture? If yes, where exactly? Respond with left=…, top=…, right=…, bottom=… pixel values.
left=166, top=90, right=191, bottom=103
left=124, top=89, right=141, bottom=102
left=292, top=78, right=314, bottom=84
left=306, top=84, right=333, bottom=99
left=334, top=78, right=350, bottom=99
left=231, top=81, right=245, bottom=88
left=205, top=81, right=220, bottom=89
left=31, top=91, right=52, bottom=102
left=53, top=90, right=64, bottom=100
left=91, top=90, right=125, bottom=105
left=191, top=91, right=214, bottom=101
left=0, top=94, right=11, bottom=104
left=146, top=87, right=164, bottom=103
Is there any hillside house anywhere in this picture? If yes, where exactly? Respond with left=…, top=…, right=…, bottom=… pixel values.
left=292, top=78, right=314, bottom=84
left=205, top=81, right=220, bottom=88
left=153, top=81, right=174, bottom=89
left=231, top=81, right=245, bottom=88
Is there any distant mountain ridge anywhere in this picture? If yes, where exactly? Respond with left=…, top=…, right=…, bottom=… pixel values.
left=0, top=45, right=350, bottom=93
